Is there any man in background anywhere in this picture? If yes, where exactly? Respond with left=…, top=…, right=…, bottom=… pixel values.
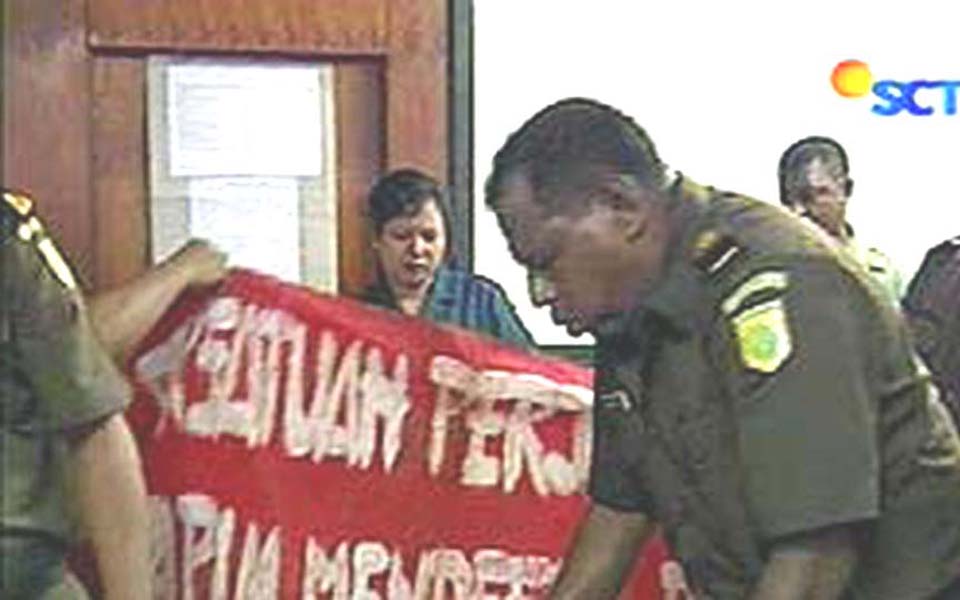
left=777, top=135, right=904, bottom=306
left=903, top=235, right=960, bottom=420
left=1, top=189, right=227, bottom=599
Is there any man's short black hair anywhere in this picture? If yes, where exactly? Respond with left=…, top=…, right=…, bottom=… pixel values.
left=367, top=168, right=452, bottom=237
left=484, top=98, right=668, bottom=212
left=777, top=136, right=852, bottom=206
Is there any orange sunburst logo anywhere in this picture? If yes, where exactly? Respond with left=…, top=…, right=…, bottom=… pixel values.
left=831, top=60, right=873, bottom=98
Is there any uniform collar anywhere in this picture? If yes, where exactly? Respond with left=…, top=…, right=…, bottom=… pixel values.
left=630, top=177, right=718, bottom=336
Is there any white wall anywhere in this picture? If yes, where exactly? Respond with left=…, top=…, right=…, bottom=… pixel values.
left=474, top=0, right=960, bottom=346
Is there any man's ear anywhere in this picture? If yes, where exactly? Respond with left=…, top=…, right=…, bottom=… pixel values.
left=595, top=175, right=653, bottom=242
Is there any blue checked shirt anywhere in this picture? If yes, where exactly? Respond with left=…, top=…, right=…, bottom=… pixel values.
left=362, top=265, right=534, bottom=350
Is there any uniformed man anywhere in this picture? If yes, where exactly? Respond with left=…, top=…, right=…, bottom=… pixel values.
left=903, top=235, right=960, bottom=421
left=483, top=98, right=960, bottom=599
left=777, top=135, right=904, bottom=307
left=1, top=189, right=227, bottom=598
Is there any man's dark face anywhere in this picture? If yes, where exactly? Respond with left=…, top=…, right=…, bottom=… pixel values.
left=493, top=171, right=665, bottom=336
left=783, top=157, right=850, bottom=239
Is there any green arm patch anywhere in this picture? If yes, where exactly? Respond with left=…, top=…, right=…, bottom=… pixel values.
left=731, top=298, right=793, bottom=373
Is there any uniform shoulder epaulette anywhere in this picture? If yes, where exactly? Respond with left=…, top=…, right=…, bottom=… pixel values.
left=1, top=190, right=77, bottom=289
left=690, top=229, right=743, bottom=277
left=864, top=246, right=893, bottom=273
left=1, top=190, right=34, bottom=242
left=2, top=190, right=34, bottom=217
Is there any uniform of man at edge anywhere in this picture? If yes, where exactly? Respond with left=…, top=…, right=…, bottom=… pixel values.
left=2, top=189, right=228, bottom=599
left=484, top=98, right=960, bottom=599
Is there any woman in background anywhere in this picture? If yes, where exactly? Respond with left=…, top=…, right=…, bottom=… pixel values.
left=361, top=168, right=534, bottom=350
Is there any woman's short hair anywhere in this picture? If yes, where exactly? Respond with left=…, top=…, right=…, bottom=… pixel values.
left=367, top=168, right=453, bottom=238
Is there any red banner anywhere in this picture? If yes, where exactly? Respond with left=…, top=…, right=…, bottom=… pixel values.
left=127, top=270, right=684, bottom=599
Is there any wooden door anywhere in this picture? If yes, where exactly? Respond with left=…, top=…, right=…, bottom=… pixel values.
left=2, top=0, right=449, bottom=295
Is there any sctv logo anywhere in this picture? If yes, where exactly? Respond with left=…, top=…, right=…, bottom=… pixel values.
left=831, top=59, right=960, bottom=116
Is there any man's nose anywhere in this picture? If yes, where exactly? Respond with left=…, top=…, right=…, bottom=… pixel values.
left=527, top=270, right=557, bottom=307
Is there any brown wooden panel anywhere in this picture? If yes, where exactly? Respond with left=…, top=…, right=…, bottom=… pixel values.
left=335, top=62, right=384, bottom=296
left=385, top=0, right=448, bottom=182
left=88, top=0, right=388, bottom=56
left=90, top=56, right=148, bottom=289
left=3, top=0, right=94, bottom=281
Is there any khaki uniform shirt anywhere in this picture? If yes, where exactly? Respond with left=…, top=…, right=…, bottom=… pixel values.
left=589, top=182, right=960, bottom=599
left=1, top=192, right=131, bottom=597
left=843, top=236, right=904, bottom=308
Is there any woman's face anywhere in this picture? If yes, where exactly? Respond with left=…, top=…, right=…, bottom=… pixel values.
left=374, top=199, right=448, bottom=297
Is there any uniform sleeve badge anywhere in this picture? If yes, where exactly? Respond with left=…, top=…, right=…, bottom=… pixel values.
left=731, top=299, right=793, bottom=373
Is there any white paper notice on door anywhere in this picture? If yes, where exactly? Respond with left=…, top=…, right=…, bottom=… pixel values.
left=188, top=178, right=302, bottom=282
left=168, top=64, right=325, bottom=177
